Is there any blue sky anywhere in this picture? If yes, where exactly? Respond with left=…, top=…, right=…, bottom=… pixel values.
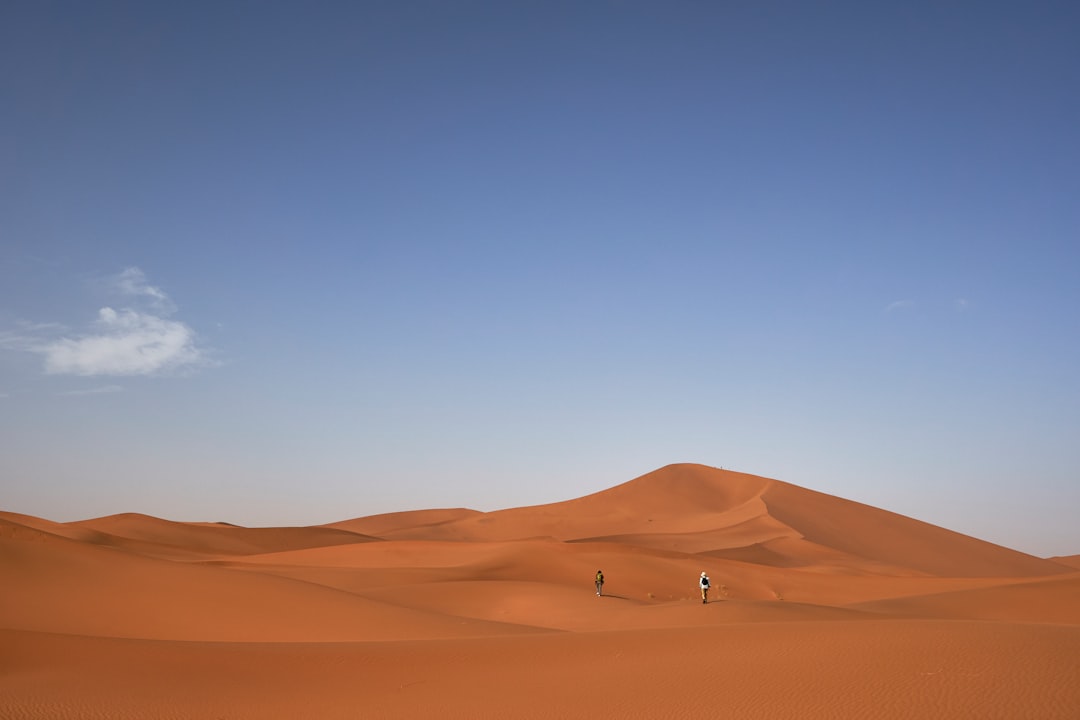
left=2, top=2, right=1078, bottom=556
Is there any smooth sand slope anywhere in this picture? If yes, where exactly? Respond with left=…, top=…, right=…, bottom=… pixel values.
left=2, top=464, right=1078, bottom=719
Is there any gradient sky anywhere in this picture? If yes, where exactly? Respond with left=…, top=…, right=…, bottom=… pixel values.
left=2, top=1, right=1078, bottom=556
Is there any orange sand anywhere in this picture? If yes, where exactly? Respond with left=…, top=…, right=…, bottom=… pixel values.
left=2, top=464, right=1078, bottom=718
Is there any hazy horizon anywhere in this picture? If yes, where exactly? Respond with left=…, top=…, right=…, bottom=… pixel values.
left=2, top=2, right=1078, bottom=557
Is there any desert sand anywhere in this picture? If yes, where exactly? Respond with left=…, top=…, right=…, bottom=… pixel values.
left=2, top=463, right=1078, bottom=718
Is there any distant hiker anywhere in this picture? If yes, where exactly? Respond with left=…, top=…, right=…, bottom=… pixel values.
left=700, top=571, right=710, bottom=604
left=595, top=570, right=605, bottom=596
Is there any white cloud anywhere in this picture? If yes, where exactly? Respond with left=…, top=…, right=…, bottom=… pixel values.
left=2, top=268, right=209, bottom=378
left=885, top=299, right=914, bottom=313
left=41, top=307, right=202, bottom=376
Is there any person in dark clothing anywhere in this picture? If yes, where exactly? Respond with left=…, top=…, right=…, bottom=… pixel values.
left=595, top=570, right=605, bottom=596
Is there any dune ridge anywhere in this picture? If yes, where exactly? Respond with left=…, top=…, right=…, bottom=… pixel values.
left=2, top=463, right=1077, bottom=718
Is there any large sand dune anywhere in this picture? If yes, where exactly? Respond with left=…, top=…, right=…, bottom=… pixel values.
left=2, top=463, right=1077, bottom=718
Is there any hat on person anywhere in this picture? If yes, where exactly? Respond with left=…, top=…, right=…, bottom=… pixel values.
left=701, top=571, right=707, bottom=577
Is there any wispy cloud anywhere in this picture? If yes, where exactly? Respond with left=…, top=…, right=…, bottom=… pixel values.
left=58, top=384, right=124, bottom=396
left=884, top=299, right=914, bottom=313
left=0, top=332, right=37, bottom=357
left=954, top=298, right=972, bottom=312
left=108, top=267, right=175, bottom=312
left=2, top=267, right=208, bottom=377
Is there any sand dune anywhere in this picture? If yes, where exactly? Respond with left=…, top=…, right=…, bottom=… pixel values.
left=851, top=572, right=1080, bottom=624
left=760, top=479, right=1068, bottom=577
left=72, top=512, right=381, bottom=559
left=324, top=507, right=480, bottom=536
left=2, top=463, right=1077, bottom=718
left=367, top=464, right=1066, bottom=578
left=0, top=520, right=541, bottom=641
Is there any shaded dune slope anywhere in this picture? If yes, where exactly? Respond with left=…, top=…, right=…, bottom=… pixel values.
left=760, top=481, right=1067, bottom=577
